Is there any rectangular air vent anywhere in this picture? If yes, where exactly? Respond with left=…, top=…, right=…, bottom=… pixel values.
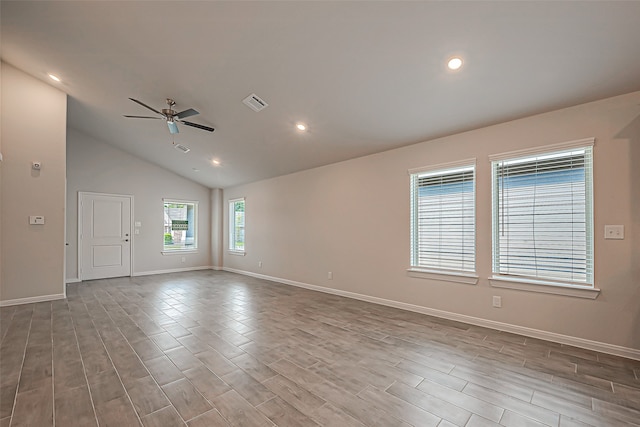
left=242, top=93, right=269, bottom=112
left=174, top=143, right=190, bottom=153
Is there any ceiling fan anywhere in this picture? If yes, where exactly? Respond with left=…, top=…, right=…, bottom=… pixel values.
left=124, top=98, right=214, bottom=134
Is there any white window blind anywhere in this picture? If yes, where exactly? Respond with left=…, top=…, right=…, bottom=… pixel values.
left=410, top=164, right=475, bottom=272
left=491, top=145, right=593, bottom=285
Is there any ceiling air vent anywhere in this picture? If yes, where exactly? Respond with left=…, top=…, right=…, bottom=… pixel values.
left=174, top=143, right=191, bottom=153
left=242, top=93, right=269, bottom=112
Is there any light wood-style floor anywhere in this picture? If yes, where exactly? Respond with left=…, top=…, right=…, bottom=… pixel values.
left=1, top=271, right=639, bottom=427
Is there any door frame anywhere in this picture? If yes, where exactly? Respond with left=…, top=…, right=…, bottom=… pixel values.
left=78, top=191, right=134, bottom=281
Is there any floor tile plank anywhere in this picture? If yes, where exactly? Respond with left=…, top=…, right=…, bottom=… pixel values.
left=126, top=375, right=171, bottom=417
left=11, top=382, right=53, bottom=427
left=211, top=390, right=274, bottom=427
left=54, top=385, right=98, bottom=427
left=417, top=379, right=504, bottom=422
left=221, top=369, right=276, bottom=406
left=140, top=405, right=185, bottom=427
left=462, top=382, right=559, bottom=426
left=262, top=375, right=325, bottom=416
left=257, top=396, right=321, bottom=427
left=187, top=409, right=231, bottom=427
left=356, top=385, right=441, bottom=426
left=161, top=378, right=212, bottom=421
left=385, top=381, right=471, bottom=426
left=94, top=394, right=142, bottom=426
left=183, top=365, right=231, bottom=401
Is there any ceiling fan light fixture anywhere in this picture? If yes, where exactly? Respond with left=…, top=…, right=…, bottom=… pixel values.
left=167, top=120, right=179, bottom=134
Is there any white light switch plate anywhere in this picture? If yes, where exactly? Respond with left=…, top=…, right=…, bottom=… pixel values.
left=604, top=225, right=624, bottom=240
left=29, top=215, right=45, bottom=225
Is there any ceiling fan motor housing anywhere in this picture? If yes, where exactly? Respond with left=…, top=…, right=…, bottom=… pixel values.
left=164, top=98, right=177, bottom=117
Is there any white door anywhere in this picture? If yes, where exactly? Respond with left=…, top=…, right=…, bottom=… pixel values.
left=79, top=192, right=132, bottom=280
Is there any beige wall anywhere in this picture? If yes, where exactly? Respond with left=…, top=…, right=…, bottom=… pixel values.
left=224, top=91, right=640, bottom=351
left=1, top=63, right=67, bottom=304
left=66, top=128, right=211, bottom=279
left=211, top=188, right=224, bottom=269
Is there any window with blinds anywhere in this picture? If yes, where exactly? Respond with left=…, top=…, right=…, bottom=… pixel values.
left=410, top=163, right=475, bottom=273
left=491, top=143, right=593, bottom=285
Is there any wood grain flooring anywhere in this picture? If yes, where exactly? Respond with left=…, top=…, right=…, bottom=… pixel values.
left=1, top=270, right=639, bottom=426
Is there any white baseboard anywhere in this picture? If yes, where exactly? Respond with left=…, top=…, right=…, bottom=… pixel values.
left=66, top=277, right=81, bottom=284
left=0, top=293, right=66, bottom=307
left=211, top=266, right=223, bottom=271
left=132, top=266, right=214, bottom=277
left=223, top=267, right=640, bottom=361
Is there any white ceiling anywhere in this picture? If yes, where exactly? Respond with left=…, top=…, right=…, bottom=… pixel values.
left=3, top=1, right=640, bottom=188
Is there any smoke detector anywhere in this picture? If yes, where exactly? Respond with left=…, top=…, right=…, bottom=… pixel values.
left=242, top=93, right=269, bottom=112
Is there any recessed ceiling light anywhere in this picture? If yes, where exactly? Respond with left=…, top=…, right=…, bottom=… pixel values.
left=447, top=57, right=463, bottom=71
left=48, top=74, right=61, bottom=82
left=212, top=159, right=221, bottom=166
left=296, top=123, right=307, bottom=131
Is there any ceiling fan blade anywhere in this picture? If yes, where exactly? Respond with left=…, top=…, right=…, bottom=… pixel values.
left=181, top=121, right=215, bottom=133
left=167, top=121, right=180, bottom=134
left=175, top=108, right=199, bottom=120
left=129, top=98, right=163, bottom=116
left=123, top=115, right=162, bottom=119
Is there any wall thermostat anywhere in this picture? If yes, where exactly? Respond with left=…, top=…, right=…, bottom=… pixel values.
left=32, top=161, right=42, bottom=170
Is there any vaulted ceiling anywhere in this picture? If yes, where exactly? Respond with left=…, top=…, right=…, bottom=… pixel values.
left=3, top=1, right=640, bottom=188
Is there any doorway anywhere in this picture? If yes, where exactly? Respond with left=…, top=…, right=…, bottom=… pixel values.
left=78, top=192, right=133, bottom=280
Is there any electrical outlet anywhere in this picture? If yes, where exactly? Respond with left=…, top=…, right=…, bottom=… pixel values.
left=492, top=296, right=502, bottom=308
left=258, top=261, right=262, bottom=268
left=604, top=225, right=624, bottom=240
left=181, top=256, right=186, bottom=263
left=328, top=272, right=333, bottom=280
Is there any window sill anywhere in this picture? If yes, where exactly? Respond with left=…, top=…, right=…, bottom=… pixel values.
left=407, top=268, right=479, bottom=285
left=228, top=251, right=246, bottom=256
left=162, top=249, right=198, bottom=255
left=489, top=275, right=600, bottom=299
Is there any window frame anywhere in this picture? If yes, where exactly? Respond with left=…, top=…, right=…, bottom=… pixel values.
left=228, top=197, right=246, bottom=255
left=162, top=199, right=198, bottom=254
left=407, top=159, right=479, bottom=285
left=488, top=138, right=599, bottom=299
